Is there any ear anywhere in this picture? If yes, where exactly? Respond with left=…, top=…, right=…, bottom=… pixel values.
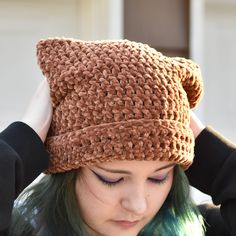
left=172, top=57, right=204, bottom=109
left=36, top=38, right=83, bottom=107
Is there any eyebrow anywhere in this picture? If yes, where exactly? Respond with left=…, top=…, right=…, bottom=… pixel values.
left=95, top=163, right=176, bottom=174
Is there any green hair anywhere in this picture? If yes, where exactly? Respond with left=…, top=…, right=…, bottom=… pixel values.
left=10, top=166, right=205, bottom=236
left=139, top=166, right=205, bottom=236
left=10, top=170, right=87, bottom=236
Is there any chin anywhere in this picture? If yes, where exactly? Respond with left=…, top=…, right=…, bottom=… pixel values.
left=90, top=224, right=142, bottom=236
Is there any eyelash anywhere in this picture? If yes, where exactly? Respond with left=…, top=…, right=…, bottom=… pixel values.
left=93, top=172, right=168, bottom=187
left=148, top=177, right=168, bottom=185
left=93, top=172, right=123, bottom=187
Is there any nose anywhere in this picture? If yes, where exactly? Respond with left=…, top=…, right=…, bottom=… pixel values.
left=121, top=186, right=148, bottom=215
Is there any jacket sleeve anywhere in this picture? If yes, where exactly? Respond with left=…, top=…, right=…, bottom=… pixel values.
left=0, top=122, right=49, bottom=234
left=186, top=127, right=236, bottom=235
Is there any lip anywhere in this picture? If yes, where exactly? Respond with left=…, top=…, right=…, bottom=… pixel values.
left=113, top=220, right=139, bottom=228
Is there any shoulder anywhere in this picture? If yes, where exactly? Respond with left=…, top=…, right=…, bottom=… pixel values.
left=198, top=203, right=230, bottom=236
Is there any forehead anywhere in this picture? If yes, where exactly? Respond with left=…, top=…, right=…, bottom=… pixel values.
left=93, top=160, right=175, bottom=173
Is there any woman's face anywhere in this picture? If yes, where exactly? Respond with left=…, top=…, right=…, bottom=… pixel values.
left=75, top=160, right=174, bottom=236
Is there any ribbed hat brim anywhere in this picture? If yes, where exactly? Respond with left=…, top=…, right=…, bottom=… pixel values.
left=45, top=119, right=194, bottom=173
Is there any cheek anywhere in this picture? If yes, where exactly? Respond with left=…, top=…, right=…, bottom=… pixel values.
left=75, top=175, right=118, bottom=223
left=148, top=173, right=174, bottom=214
left=76, top=174, right=119, bottom=206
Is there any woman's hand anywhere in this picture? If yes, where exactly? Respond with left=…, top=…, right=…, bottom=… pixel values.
left=190, top=111, right=205, bottom=139
left=21, top=79, right=52, bottom=142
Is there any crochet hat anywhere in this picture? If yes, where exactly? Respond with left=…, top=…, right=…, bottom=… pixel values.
left=36, top=38, right=203, bottom=174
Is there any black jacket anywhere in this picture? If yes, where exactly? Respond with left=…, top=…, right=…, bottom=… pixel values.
left=186, top=127, right=236, bottom=235
left=0, top=122, right=48, bottom=236
left=0, top=122, right=235, bottom=235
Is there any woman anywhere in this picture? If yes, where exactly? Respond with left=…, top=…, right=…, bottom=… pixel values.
left=0, top=38, right=235, bottom=235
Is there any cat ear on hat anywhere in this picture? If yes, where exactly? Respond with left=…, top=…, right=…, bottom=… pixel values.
left=36, top=38, right=82, bottom=107
left=172, top=57, right=204, bottom=109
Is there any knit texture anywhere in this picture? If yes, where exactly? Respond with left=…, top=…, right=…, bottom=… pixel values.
left=36, top=38, right=203, bottom=174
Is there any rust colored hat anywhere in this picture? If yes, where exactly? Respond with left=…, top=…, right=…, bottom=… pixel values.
left=36, top=38, right=203, bottom=174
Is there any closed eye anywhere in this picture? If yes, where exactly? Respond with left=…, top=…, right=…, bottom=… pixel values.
left=148, top=176, right=168, bottom=185
left=92, top=170, right=124, bottom=187
left=91, top=169, right=169, bottom=187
